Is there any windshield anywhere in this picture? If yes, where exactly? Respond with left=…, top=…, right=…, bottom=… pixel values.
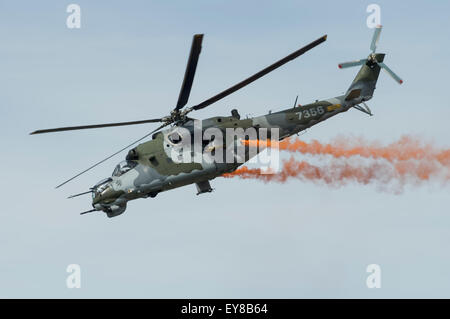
left=112, top=160, right=137, bottom=177
left=92, top=178, right=112, bottom=199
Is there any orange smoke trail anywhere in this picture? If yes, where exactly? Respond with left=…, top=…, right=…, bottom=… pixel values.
left=222, top=157, right=450, bottom=191
left=244, top=136, right=450, bottom=166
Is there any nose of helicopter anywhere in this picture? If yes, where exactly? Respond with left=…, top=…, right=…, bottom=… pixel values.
left=91, top=178, right=120, bottom=206
left=90, top=179, right=128, bottom=217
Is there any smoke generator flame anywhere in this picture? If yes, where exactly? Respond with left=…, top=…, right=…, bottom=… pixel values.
left=226, top=136, right=450, bottom=192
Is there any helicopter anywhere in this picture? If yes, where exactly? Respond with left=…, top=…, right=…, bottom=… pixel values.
left=31, top=25, right=402, bottom=218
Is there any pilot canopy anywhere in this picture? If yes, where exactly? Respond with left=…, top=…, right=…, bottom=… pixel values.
left=112, top=160, right=137, bottom=177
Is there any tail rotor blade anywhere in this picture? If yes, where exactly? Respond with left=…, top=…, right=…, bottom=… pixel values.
left=378, top=62, right=403, bottom=84
left=338, top=59, right=367, bottom=69
left=370, top=25, right=382, bottom=53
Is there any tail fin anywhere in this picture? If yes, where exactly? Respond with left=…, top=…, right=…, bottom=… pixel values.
left=338, top=26, right=402, bottom=104
left=344, top=53, right=384, bottom=102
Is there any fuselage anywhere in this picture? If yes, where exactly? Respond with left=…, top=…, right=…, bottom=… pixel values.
left=92, top=94, right=354, bottom=217
left=90, top=42, right=388, bottom=218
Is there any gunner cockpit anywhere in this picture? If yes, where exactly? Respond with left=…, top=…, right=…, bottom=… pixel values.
left=112, top=160, right=137, bottom=177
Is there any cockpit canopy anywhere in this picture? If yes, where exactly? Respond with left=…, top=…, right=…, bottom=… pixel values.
left=92, top=177, right=112, bottom=199
left=112, top=160, right=137, bottom=177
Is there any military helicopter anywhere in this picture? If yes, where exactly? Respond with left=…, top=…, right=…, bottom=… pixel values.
left=31, top=25, right=402, bottom=217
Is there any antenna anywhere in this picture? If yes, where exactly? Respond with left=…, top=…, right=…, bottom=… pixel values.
left=293, top=95, right=299, bottom=109
left=80, top=209, right=97, bottom=215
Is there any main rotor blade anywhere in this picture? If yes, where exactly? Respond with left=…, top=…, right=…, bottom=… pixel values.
left=370, top=25, right=382, bottom=53
left=378, top=62, right=403, bottom=84
left=191, top=35, right=327, bottom=111
left=30, top=118, right=163, bottom=135
left=55, top=123, right=169, bottom=188
left=174, top=34, right=204, bottom=110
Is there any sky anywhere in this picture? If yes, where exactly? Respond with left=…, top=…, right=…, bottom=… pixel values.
left=1, top=0, right=449, bottom=298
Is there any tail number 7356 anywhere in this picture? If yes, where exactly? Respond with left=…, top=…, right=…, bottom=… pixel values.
left=297, top=106, right=325, bottom=120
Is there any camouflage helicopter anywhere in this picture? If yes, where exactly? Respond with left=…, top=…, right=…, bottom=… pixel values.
left=31, top=25, right=402, bottom=217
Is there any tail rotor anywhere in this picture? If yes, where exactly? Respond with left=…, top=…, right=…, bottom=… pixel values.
left=338, top=25, right=403, bottom=85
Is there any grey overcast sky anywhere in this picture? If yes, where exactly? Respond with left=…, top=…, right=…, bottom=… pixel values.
left=1, top=0, right=449, bottom=298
